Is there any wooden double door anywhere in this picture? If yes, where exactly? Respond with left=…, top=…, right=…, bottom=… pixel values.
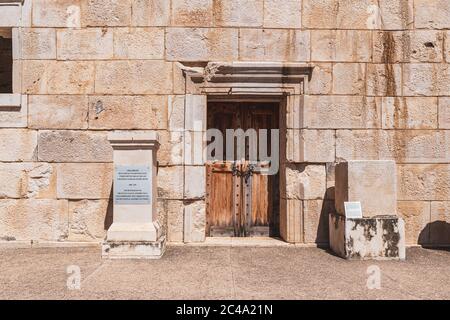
left=206, top=102, right=280, bottom=237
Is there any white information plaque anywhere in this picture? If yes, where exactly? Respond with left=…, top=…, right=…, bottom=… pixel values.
left=344, top=201, right=363, bottom=219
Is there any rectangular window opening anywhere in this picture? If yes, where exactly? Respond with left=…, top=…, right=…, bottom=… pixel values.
left=0, top=28, right=13, bottom=94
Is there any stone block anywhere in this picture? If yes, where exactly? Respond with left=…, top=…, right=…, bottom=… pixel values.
left=56, top=163, right=113, bottom=199
left=113, top=27, right=164, bottom=59
left=282, top=199, right=303, bottom=243
left=171, top=0, right=213, bottom=26
left=157, top=166, right=183, bottom=199
left=0, top=129, right=37, bottom=161
left=38, top=130, right=112, bottom=163
left=286, top=129, right=335, bottom=163
left=311, top=30, right=371, bottom=62
left=382, top=97, right=438, bottom=129
left=302, top=0, right=378, bottom=29
left=397, top=201, right=430, bottom=245
left=88, top=95, right=167, bottom=130
left=398, top=164, right=450, bottom=201
left=28, top=95, right=89, bottom=129
left=329, top=213, right=406, bottom=260
left=239, top=29, right=310, bottom=62
left=131, top=0, right=171, bottom=26
left=336, top=130, right=450, bottom=163
left=0, top=96, right=27, bottom=128
left=184, top=166, right=205, bottom=199
left=438, top=97, right=450, bottom=129
left=285, top=164, right=326, bottom=200
left=32, top=0, right=81, bottom=27
left=430, top=202, right=450, bottom=245
left=326, top=162, right=336, bottom=200
left=308, top=63, right=332, bottom=94
left=57, top=28, right=113, bottom=60
left=414, top=0, right=450, bottom=29
left=373, top=31, right=444, bottom=63
left=22, top=60, right=95, bottom=94
left=403, top=64, right=450, bottom=96
left=184, top=200, right=206, bottom=242
left=95, top=60, right=172, bottom=94
left=166, top=28, right=238, bottom=61
left=158, top=130, right=184, bottom=166
left=168, top=95, right=185, bottom=131
left=378, top=0, right=413, bottom=30
left=68, top=199, right=111, bottom=241
left=213, top=0, right=263, bottom=27
left=0, top=199, right=68, bottom=241
left=21, top=28, right=56, bottom=59
left=185, top=95, right=206, bottom=131
left=0, top=162, right=56, bottom=199
left=335, top=160, right=397, bottom=217
left=303, top=95, right=381, bottom=129
left=160, top=200, right=183, bottom=242
left=367, top=64, right=402, bottom=96
left=81, top=0, right=131, bottom=26
left=333, top=63, right=366, bottom=95
left=304, top=200, right=333, bottom=244
left=263, top=0, right=301, bottom=28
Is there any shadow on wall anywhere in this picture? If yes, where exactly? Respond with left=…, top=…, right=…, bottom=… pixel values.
left=418, top=221, right=450, bottom=250
left=312, top=186, right=336, bottom=247
left=104, top=188, right=114, bottom=231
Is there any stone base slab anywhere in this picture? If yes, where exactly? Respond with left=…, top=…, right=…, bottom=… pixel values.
left=329, top=213, right=406, bottom=260
left=102, top=236, right=166, bottom=259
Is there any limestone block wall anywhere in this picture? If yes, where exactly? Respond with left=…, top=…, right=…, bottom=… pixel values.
left=0, top=0, right=449, bottom=246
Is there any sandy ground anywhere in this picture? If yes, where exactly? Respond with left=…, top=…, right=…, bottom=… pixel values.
left=0, top=245, right=449, bottom=300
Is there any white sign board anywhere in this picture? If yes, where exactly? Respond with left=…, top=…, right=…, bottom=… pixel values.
left=344, top=201, right=362, bottom=219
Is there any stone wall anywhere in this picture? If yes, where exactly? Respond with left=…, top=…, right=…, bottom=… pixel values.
left=0, top=0, right=449, bottom=246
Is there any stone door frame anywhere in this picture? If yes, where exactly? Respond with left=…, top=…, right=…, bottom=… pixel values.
left=178, top=62, right=314, bottom=243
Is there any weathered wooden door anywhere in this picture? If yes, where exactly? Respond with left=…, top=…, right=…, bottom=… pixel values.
left=206, top=102, right=279, bottom=237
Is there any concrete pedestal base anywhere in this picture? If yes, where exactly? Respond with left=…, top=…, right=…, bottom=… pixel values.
left=329, top=213, right=406, bottom=260
left=102, top=236, right=166, bottom=260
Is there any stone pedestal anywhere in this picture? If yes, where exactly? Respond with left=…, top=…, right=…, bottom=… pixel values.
left=102, top=132, right=165, bottom=259
left=330, top=160, right=405, bottom=260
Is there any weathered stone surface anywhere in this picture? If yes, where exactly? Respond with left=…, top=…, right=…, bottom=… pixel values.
left=303, top=95, right=381, bottom=129
left=0, top=129, right=37, bottom=161
left=166, top=28, right=238, bottom=61
left=414, top=0, right=450, bottom=29
left=335, top=160, right=397, bottom=218
left=0, top=97, right=27, bottom=128
left=21, top=28, right=56, bottom=59
left=398, top=164, right=450, bottom=201
left=171, top=0, right=213, bottom=26
left=95, top=61, right=172, bottom=94
left=184, top=166, right=205, bottom=199
left=68, top=199, right=110, bottom=241
left=0, top=199, right=68, bottom=241
left=160, top=199, right=183, bottom=242
left=88, top=95, right=167, bottom=130
left=336, top=130, right=450, bottom=163
left=397, top=201, right=430, bottom=245
left=286, top=129, right=335, bottom=163
left=57, top=28, right=113, bottom=60
left=430, top=202, right=450, bottom=245
left=29, top=95, right=89, bottom=129
left=158, top=130, right=184, bottom=166
left=403, top=64, right=450, bottom=96
left=56, top=163, right=113, bottom=199
left=157, top=166, right=183, bottom=199
left=184, top=200, right=205, bottom=242
left=378, top=0, right=413, bottom=30
left=131, top=0, right=170, bottom=26
left=263, top=0, right=301, bottom=28
left=185, top=95, right=206, bottom=131
left=0, top=163, right=56, bottom=199
left=311, top=30, right=371, bottom=62
left=168, top=95, right=185, bottom=131
left=382, top=97, right=438, bottom=129
left=367, top=64, right=402, bottom=96
left=239, top=29, right=310, bottom=62
left=213, top=0, right=263, bottom=27
left=333, top=63, right=366, bottom=95
left=446, top=31, right=450, bottom=63
left=38, top=130, right=112, bottom=162
left=113, top=27, right=164, bottom=59
left=282, top=199, right=303, bottom=243
left=286, top=164, right=326, bottom=200
left=303, top=0, right=378, bottom=29
left=22, top=60, right=95, bottom=94
left=32, top=0, right=81, bottom=27
left=438, top=97, right=450, bottom=129
left=326, top=162, right=336, bottom=200
left=81, top=0, right=131, bottom=26
left=303, top=200, right=332, bottom=244
left=373, top=31, right=444, bottom=63
left=308, top=63, right=332, bottom=94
